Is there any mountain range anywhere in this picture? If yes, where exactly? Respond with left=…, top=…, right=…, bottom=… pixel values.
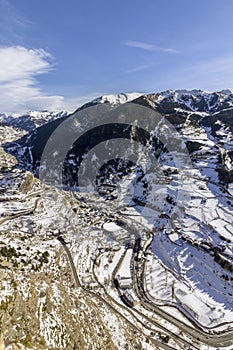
left=0, top=89, right=232, bottom=350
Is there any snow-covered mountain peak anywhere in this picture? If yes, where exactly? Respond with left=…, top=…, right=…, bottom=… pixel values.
left=0, top=110, right=67, bottom=131
left=90, top=92, right=142, bottom=105
left=152, top=88, right=233, bottom=113
left=219, top=88, right=233, bottom=95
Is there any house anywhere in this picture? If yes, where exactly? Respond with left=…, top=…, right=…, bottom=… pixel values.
left=117, top=276, right=132, bottom=289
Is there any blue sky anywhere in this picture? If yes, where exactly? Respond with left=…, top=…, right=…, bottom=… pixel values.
left=0, top=0, right=233, bottom=112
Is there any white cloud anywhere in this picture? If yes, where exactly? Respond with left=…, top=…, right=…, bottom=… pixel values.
left=125, top=63, right=154, bottom=74
left=0, top=46, right=104, bottom=114
left=124, top=41, right=178, bottom=53
left=0, top=46, right=66, bottom=113
left=0, top=46, right=52, bottom=81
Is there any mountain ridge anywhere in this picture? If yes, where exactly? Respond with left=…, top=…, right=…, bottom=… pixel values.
left=2, top=88, right=233, bottom=120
